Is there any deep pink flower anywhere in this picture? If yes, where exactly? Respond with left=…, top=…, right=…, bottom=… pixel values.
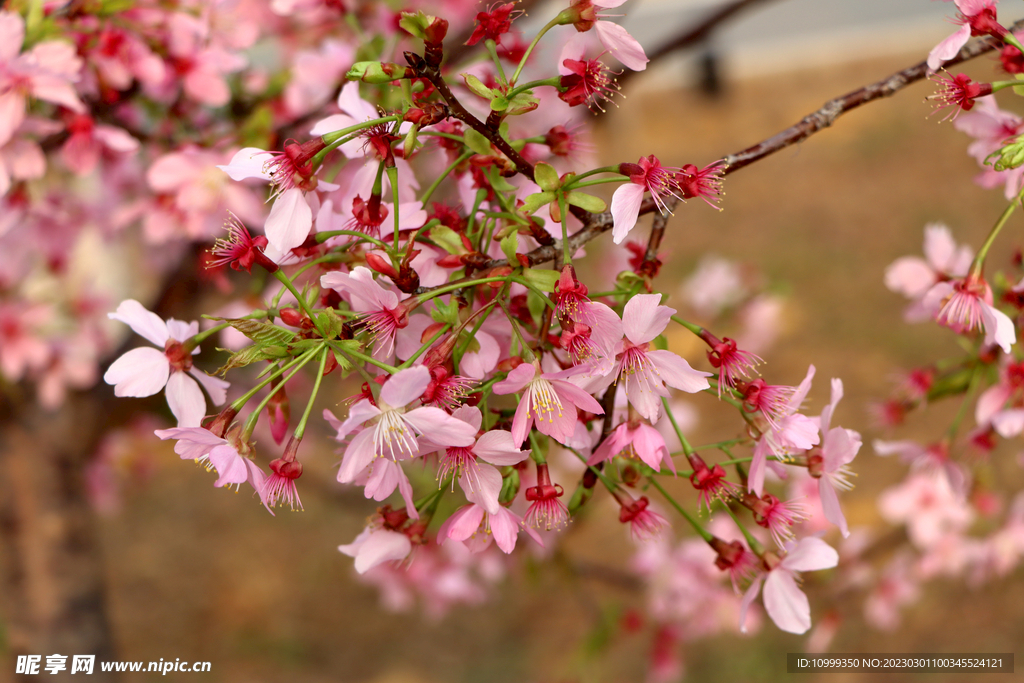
left=524, top=462, right=570, bottom=530
left=262, top=455, right=304, bottom=511
left=745, top=365, right=819, bottom=496
left=739, top=537, right=839, bottom=634
left=703, top=332, right=762, bottom=396
left=744, top=492, right=807, bottom=548
left=209, top=214, right=277, bottom=273
left=928, top=0, right=1005, bottom=72
left=688, top=453, right=739, bottom=512
left=492, top=360, right=605, bottom=446
left=466, top=2, right=522, bottom=46
left=557, top=37, right=620, bottom=111
left=929, top=72, right=993, bottom=120
left=611, top=156, right=683, bottom=243
left=618, top=495, right=668, bottom=542
left=710, top=537, right=759, bottom=593
left=676, top=161, right=725, bottom=209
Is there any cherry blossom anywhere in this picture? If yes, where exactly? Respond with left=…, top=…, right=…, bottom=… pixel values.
left=740, top=537, right=839, bottom=634
left=103, top=300, right=228, bottom=428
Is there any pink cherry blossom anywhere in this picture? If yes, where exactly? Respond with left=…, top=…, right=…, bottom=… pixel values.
left=583, top=294, right=711, bottom=422
left=492, top=360, right=605, bottom=446
left=104, top=300, right=229, bottom=428
left=611, top=156, right=683, bottom=243
left=747, top=365, right=819, bottom=496
left=927, top=0, right=1002, bottom=72
left=425, top=406, right=528, bottom=514
left=335, top=365, right=478, bottom=489
left=437, top=495, right=542, bottom=554
left=809, top=379, right=862, bottom=538
left=154, top=426, right=267, bottom=500
left=0, top=11, right=85, bottom=148
left=878, top=470, right=975, bottom=547
left=922, top=274, right=1015, bottom=353
left=320, top=266, right=415, bottom=358
left=884, top=223, right=972, bottom=321
left=566, top=0, right=649, bottom=71
left=339, top=526, right=412, bottom=574
left=739, top=537, right=838, bottom=634
left=588, top=420, right=674, bottom=473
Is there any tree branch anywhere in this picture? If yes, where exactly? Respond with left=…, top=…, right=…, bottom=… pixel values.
left=474, top=29, right=1019, bottom=271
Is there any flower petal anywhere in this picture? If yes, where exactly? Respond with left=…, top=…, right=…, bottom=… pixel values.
left=610, top=183, right=645, bottom=244
left=763, top=569, right=812, bottom=634
left=109, top=299, right=169, bottom=346
left=265, top=187, right=312, bottom=253
left=166, top=371, right=206, bottom=427
left=104, top=347, right=170, bottom=397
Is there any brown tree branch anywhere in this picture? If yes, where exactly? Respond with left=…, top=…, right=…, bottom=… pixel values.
left=472, top=29, right=1018, bottom=271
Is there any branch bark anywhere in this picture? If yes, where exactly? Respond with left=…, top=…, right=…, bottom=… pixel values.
left=476, top=30, right=1017, bottom=271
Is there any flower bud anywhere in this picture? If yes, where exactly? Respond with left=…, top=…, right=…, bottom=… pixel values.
left=346, top=61, right=415, bottom=84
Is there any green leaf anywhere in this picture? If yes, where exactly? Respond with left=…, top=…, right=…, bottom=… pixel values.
left=213, top=318, right=297, bottom=345
left=398, top=10, right=434, bottom=38
left=214, top=344, right=286, bottom=375
left=522, top=191, right=555, bottom=215
left=500, top=231, right=519, bottom=263
left=504, top=91, right=539, bottom=116
left=461, top=73, right=495, bottom=100
left=527, top=289, right=546, bottom=325
left=431, top=298, right=461, bottom=326
left=490, top=95, right=509, bottom=112
left=463, top=127, right=493, bottom=156
left=316, top=308, right=345, bottom=340
left=490, top=173, right=518, bottom=193
left=566, top=191, right=606, bottom=213
left=429, top=225, right=466, bottom=254
left=534, top=162, right=560, bottom=192
left=521, top=268, right=560, bottom=292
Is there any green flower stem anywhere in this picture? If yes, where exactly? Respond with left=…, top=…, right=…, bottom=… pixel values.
left=293, top=348, right=329, bottom=440
left=238, top=347, right=322, bottom=439
left=565, top=166, right=625, bottom=184
left=668, top=455, right=759, bottom=477
left=567, top=447, right=619, bottom=492
left=719, top=501, right=764, bottom=555
left=327, top=339, right=398, bottom=374
left=484, top=39, right=508, bottom=82
left=499, top=297, right=535, bottom=361
left=509, top=277, right=557, bottom=310
left=505, top=76, right=561, bottom=100
left=315, top=230, right=389, bottom=249
left=273, top=270, right=325, bottom=337
left=417, top=276, right=510, bottom=301
left=661, top=397, right=694, bottom=456
left=947, top=364, right=982, bottom=440
left=528, top=431, right=547, bottom=465
left=290, top=254, right=351, bottom=281
left=559, top=193, right=571, bottom=265
left=420, top=150, right=474, bottom=205
left=1004, top=32, right=1024, bottom=56
left=454, top=302, right=498, bottom=365
left=313, top=115, right=401, bottom=166
left=649, top=477, right=713, bottom=542
left=398, top=324, right=450, bottom=369
left=190, top=321, right=234, bottom=348
left=386, top=165, right=401, bottom=248
left=971, top=183, right=1024, bottom=276
left=232, top=348, right=319, bottom=411
left=509, top=17, right=561, bottom=85
left=418, top=131, right=467, bottom=144
left=563, top=176, right=630, bottom=191
left=670, top=315, right=704, bottom=337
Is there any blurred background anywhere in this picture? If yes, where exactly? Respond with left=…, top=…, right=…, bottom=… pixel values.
left=3, top=1, right=1024, bottom=681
